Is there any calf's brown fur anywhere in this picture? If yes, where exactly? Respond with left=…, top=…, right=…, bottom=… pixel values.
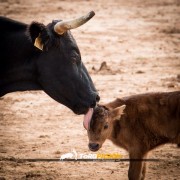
left=87, top=91, right=180, bottom=180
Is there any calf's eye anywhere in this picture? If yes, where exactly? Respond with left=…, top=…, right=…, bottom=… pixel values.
left=104, top=124, right=108, bottom=129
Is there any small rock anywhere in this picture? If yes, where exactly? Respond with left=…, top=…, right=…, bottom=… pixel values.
left=29, top=164, right=35, bottom=168
left=151, top=166, right=157, bottom=170
left=136, top=70, right=145, bottom=74
left=0, top=150, right=7, bottom=153
left=177, top=74, right=180, bottom=82
left=167, top=83, right=175, bottom=88
left=54, top=150, right=61, bottom=154
left=92, top=66, right=96, bottom=71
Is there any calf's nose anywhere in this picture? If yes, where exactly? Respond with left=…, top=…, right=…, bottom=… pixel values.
left=88, top=143, right=100, bottom=151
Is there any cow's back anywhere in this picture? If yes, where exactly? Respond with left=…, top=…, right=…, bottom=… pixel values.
left=0, top=16, right=27, bottom=32
left=0, top=17, right=36, bottom=76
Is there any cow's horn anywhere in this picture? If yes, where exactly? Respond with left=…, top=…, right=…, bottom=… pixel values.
left=54, top=11, right=95, bottom=35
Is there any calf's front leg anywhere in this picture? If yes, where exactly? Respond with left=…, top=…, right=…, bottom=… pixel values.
left=141, top=154, right=147, bottom=180
left=128, top=153, right=145, bottom=180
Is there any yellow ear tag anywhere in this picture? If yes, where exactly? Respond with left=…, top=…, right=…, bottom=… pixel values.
left=34, top=35, right=43, bottom=51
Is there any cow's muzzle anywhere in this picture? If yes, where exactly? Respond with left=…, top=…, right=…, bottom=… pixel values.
left=73, top=93, right=100, bottom=115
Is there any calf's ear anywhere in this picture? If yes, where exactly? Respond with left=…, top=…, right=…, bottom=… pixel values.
left=27, top=22, right=50, bottom=51
left=110, top=105, right=126, bottom=120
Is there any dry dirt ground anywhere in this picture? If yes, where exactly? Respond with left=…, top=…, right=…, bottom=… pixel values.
left=0, top=0, right=180, bottom=179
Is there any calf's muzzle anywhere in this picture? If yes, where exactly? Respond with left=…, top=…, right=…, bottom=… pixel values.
left=88, top=143, right=100, bottom=152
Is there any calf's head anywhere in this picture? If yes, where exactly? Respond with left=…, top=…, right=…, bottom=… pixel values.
left=85, top=105, right=126, bottom=152
left=27, top=11, right=99, bottom=114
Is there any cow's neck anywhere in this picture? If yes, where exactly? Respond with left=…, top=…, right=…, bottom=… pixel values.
left=0, top=39, right=42, bottom=97
left=0, top=60, right=42, bottom=97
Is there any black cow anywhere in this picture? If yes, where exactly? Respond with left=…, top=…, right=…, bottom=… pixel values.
left=0, top=11, right=99, bottom=115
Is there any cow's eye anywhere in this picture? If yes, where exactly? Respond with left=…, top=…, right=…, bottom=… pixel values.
left=104, top=123, right=108, bottom=129
left=72, top=55, right=80, bottom=65
left=72, top=57, right=78, bottom=64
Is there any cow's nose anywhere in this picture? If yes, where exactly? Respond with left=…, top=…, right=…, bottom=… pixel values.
left=90, top=94, right=100, bottom=108
left=88, top=143, right=100, bottom=151
left=96, top=94, right=100, bottom=102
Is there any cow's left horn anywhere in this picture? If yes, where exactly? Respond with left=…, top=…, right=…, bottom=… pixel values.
left=54, top=11, right=95, bottom=35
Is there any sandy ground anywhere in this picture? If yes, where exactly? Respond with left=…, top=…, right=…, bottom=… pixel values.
left=0, top=0, right=180, bottom=179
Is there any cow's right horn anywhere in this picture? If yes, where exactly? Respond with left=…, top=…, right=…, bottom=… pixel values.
left=54, top=11, right=95, bottom=35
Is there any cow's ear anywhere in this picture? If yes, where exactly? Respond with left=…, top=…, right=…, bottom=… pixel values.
left=27, top=22, right=50, bottom=51
left=110, top=105, right=126, bottom=120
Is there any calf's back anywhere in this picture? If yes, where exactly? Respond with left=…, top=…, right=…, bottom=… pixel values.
left=108, top=91, right=180, bottom=151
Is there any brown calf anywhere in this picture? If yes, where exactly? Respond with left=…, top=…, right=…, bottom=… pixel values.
left=85, top=91, right=180, bottom=180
